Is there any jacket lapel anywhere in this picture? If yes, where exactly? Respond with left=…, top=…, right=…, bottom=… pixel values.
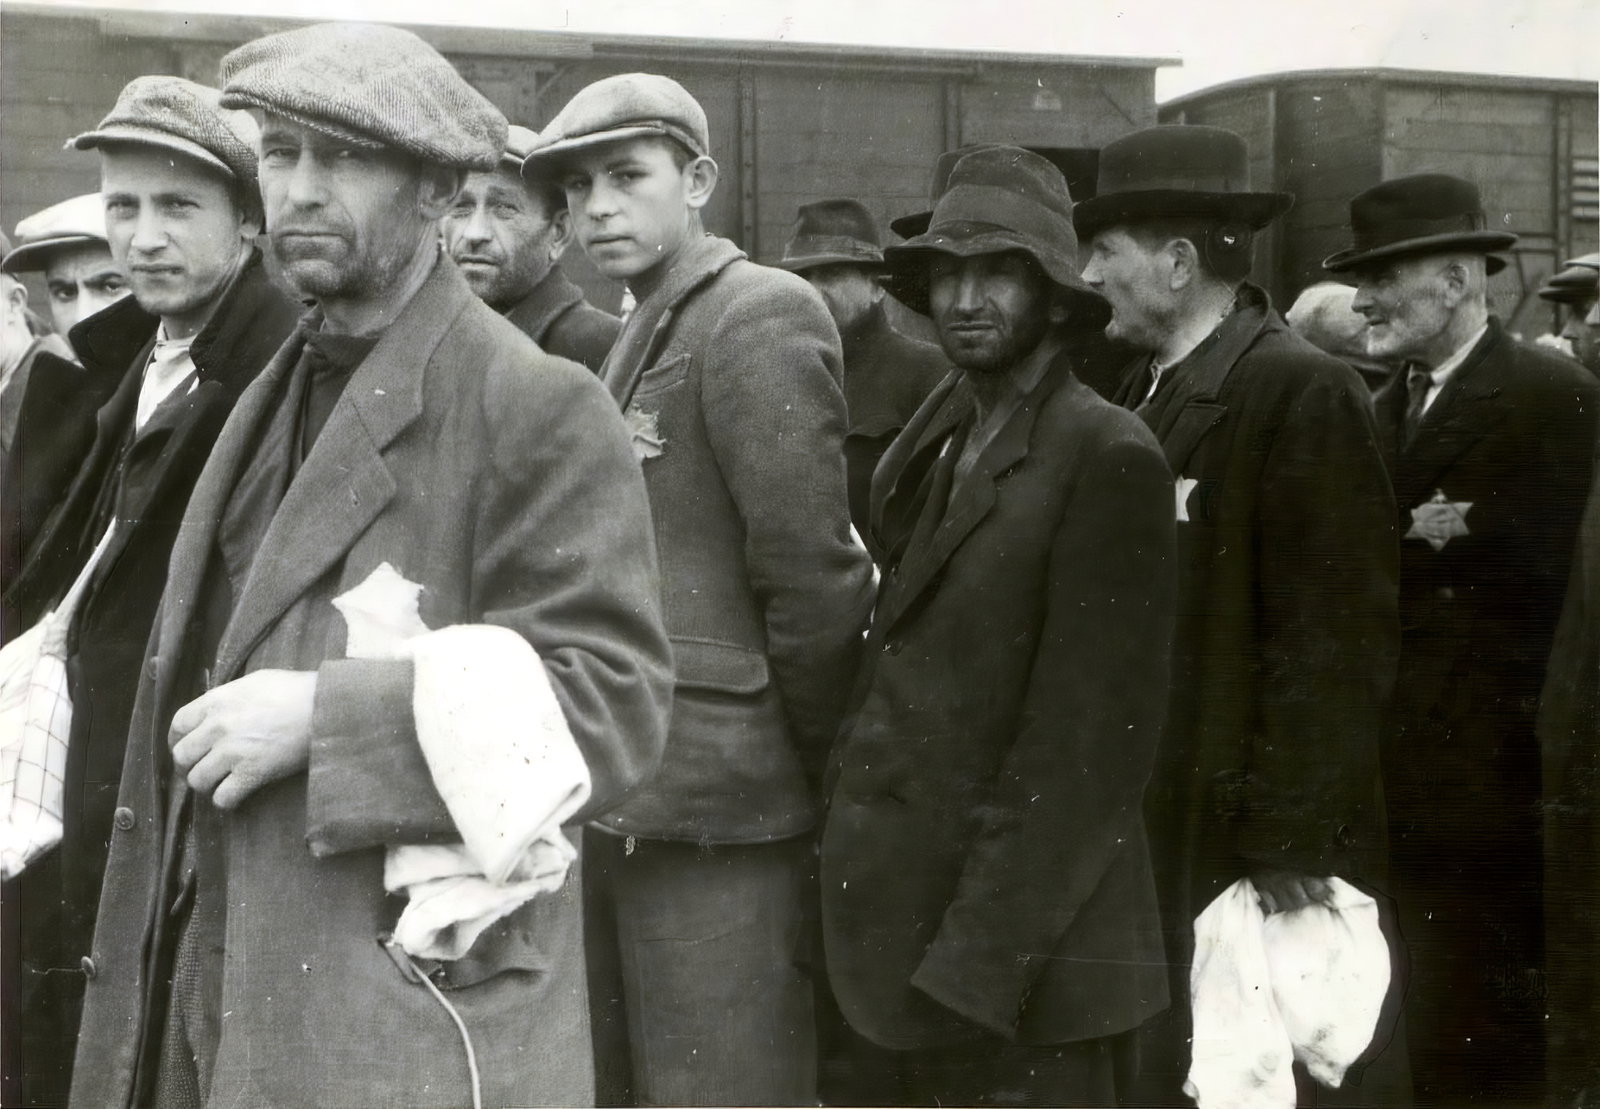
left=870, top=374, right=971, bottom=567
left=1392, top=323, right=1509, bottom=506
left=504, top=268, right=583, bottom=347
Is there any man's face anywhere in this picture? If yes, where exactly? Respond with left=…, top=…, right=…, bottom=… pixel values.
left=1081, top=227, right=1175, bottom=352
left=1, top=277, right=33, bottom=369
left=926, top=250, right=1054, bottom=374
left=41, top=242, right=129, bottom=334
left=558, top=138, right=702, bottom=282
left=1561, top=297, right=1600, bottom=373
left=1349, top=256, right=1456, bottom=363
left=258, top=116, right=436, bottom=302
left=101, top=146, right=249, bottom=336
left=801, top=263, right=882, bottom=332
left=442, top=166, right=564, bottom=311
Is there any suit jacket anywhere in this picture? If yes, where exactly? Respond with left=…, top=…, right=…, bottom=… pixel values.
left=822, top=340, right=1176, bottom=1049
left=70, top=259, right=672, bottom=1109
left=593, top=233, right=875, bottom=843
left=503, top=264, right=621, bottom=373
left=2, top=254, right=298, bottom=1106
left=1112, top=284, right=1400, bottom=968
left=838, top=301, right=951, bottom=539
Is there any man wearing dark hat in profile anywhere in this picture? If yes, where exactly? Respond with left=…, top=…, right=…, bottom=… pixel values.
left=775, top=198, right=949, bottom=537
left=0, top=74, right=299, bottom=1107
left=1078, top=124, right=1402, bottom=1105
left=1328, top=173, right=1600, bottom=1105
left=820, top=145, right=1176, bottom=1106
left=443, top=123, right=620, bottom=372
left=70, top=24, right=671, bottom=1109
left=1536, top=251, right=1599, bottom=375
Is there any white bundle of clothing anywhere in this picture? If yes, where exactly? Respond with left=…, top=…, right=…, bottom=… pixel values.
left=1185, top=875, right=1391, bottom=1109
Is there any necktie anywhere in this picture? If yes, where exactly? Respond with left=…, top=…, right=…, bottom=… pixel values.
left=1402, top=367, right=1431, bottom=448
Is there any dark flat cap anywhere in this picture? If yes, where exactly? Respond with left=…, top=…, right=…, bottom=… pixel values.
left=70, top=75, right=259, bottom=186
left=776, top=200, right=884, bottom=272
left=2, top=194, right=110, bottom=274
left=1323, top=173, right=1516, bottom=275
left=220, top=22, right=506, bottom=171
left=523, top=73, right=709, bottom=174
left=1539, top=263, right=1599, bottom=305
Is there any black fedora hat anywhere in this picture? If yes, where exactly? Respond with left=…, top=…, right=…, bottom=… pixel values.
left=774, top=199, right=884, bottom=272
left=889, top=142, right=1009, bottom=240
left=1072, top=125, right=1294, bottom=243
left=1323, top=173, right=1517, bottom=275
left=883, top=145, right=1110, bottom=329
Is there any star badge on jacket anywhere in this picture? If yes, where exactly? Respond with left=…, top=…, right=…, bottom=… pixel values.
left=624, top=406, right=665, bottom=460
left=1176, top=476, right=1199, bottom=522
left=1406, top=489, right=1472, bottom=551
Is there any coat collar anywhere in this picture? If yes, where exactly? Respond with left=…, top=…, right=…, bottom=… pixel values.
left=599, top=234, right=744, bottom=410
left=502, top=266, right=586, bottom=347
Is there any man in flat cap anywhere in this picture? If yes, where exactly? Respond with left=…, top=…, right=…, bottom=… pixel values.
left=525, top=72, right=873, bottom=1106
left=0, top=74, right=300, bottom=1107
left=1078, top=124, right=1402, bottom=1104
left=1328, top=173, right=1600, bottom=1104
left=3, top=193, right=130, bottom=337
left=1536, top=252, right=1599, bottom=375
left=819, top=145, right=1174, bottom=1106
left=774, top=198, right=950, bottom=539
left=443, top=123, right=620, bottom=372
left=72, top=25, right=671, bottom=1109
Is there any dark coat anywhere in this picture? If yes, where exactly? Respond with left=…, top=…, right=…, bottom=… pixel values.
left=822, top=341, right=1176, bottom=1050
left=593, top=233, right=875, bottom=843
left=1111, top=285, right=1400, bottom=974
left=838, top=301, right=951, bottom=538
left=2, top=255, right=298, bottom=1106
left=503, top=265, right=621, bottom=373
left=70, top=260, right=673, bottom=1109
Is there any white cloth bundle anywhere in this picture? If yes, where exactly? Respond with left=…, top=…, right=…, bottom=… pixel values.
left=333, top=562, right=591, bottom=960
left=1185, top=876, right=1391, bottom=1109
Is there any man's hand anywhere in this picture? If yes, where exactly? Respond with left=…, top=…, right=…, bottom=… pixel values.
left=1252, top=869, right=1336, bottom=915
left=170, top=670, right=318, bottom=810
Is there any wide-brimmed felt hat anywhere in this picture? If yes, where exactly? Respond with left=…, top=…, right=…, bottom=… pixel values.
left=882, top=145, right=1110, bottom=329
left=521, top=73, right=710, bottom=180
left=2, top=194, right=110, bottom=274
left=889, top=143, right=1009, bottom=240
left=1072, top=125, right=1293, bottom=243
left=1323, top=173, right=1517, bottom=275
left=1539, top=263, right=1599, bottom=305
left=70, top=75, right=259, bottom=186
left=775, top=199, right=884, bottom=272
left=220, top=22, right=506, bottom=172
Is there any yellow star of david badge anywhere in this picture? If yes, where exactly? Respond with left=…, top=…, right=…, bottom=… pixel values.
left=1407, top=489, right=1472, bottom=551
left=1175, top=476, right=1199, bottom=522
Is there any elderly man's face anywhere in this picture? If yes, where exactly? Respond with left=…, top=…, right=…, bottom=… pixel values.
left=1081, top=227, right=1176, bottom=353
left=442, top=166, right=565, bottom=311
left=926, top=250, right=1054, bottom=374
left=101, top=147, right=252, bottom=339
left=258, top=116, right=441, bottom=302
left=1350, top=256, right=1458, bottom=363
left=801, top=263, right=882, bottom=332
left=42, top=242, right=129, bottom=334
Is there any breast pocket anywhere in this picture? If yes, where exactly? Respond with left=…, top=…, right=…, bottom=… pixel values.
left=632, top=352, right=691, bottom=398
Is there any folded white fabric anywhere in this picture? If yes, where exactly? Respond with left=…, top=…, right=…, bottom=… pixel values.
left=333, top=562, right=591, bottom=961
left=1185, top=876, right=1390, bottom=1109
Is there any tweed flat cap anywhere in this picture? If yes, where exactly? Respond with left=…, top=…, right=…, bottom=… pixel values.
left=522, top=73, right=709, bottom=176
left=2, top=194, right=109, bottom=274
left=70, top=75, right=259, bottom=185
left=501, top=124, right=541, bottom=172
left=220, top=22, right=506, bottom=171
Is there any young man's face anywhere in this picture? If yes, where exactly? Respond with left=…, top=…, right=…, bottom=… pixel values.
left=557, top=138, right=704, bottom=282
left=41, top=241, right=129, bottom=335
left=1081, top=227, right=1177, bottom=353
left=1349, top=256, right=1457, bottom=363
left=926, top=250, right=1055, bottom=374
left=801, top=263, right=883, bottom=332
left=442, top=166, right=566, bottom=311
left=101, top=145, right=251, bottom=338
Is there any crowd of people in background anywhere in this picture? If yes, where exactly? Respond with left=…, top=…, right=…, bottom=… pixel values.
left=0, top=20, right=1597, bottom=1109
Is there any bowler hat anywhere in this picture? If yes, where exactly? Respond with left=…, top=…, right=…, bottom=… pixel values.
left=889, top=143, right=1009, bottom=240
left=522, top=73, right=710, bottom=178
left=882, top=145, right=1109, bottom=328
left=775, top=200, right=884, bottom=272
left=220, top=22, right=506, bottom=172
left=2, top=194, right=110, bottom=275
left=70, top=75, right=260, bottom=187
left=1072, top=125, right=1294, bottom=242
left=1322, top=173, right=1517, bottom=275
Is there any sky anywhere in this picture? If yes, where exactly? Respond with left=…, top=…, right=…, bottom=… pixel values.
left=12, top=0, right=1600, bottom=101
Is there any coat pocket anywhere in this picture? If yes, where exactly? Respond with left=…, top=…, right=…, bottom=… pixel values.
left=670, top=635, right=770, bottom=695
left=632, top=352, right=691, bottom=397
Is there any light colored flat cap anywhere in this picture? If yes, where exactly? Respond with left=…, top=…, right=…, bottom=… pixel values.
left=3, top=193, right=110, bottom=274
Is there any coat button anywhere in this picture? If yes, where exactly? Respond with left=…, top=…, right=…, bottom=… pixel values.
left=113, top=807, right=136, bottom=831
left=80, top=956, right=97, bottom=980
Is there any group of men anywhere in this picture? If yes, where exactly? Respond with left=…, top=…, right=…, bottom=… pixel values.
left=0, top=19, right=1595, bottom=1109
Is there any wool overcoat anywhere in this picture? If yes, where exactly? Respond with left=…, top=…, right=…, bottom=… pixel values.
left=822, top=342, right=1177, bottom=1049
left=502, top=265, right=621, bottom=374
left=69, top=259, right=673, bottom=1109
